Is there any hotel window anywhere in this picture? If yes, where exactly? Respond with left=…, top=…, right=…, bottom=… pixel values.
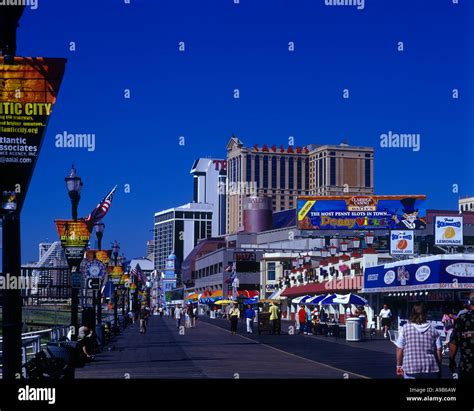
left=305, top=158, right=309, bottom=190
left=271, top=156, right=277, bottom=189
left=318, top=159, right=323, bottom=187
left=330, top=156, right=336, bottom=186
left=263, top=156, right=269, bottom=188
left=365, top=158, right=371, bottom=187
left=289, top=157, right=294, bottom=188
left=267, top=262, right=276, bottom=281
left=246, top=155, right=252, bottom=183
left=280, top=157, right=286, bottom=189
left=297, top=158, right=302, bottom=190
left=255, top=155, right=260, bottom=185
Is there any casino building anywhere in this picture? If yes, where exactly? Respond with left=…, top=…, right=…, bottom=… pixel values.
left=226, top=136, right=374, bottom=233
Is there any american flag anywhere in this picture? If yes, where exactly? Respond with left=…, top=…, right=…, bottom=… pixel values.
left=131, top=264, right=147, bottom=285
left=85, top=185, right=117, bottom=232
left=224, top=262, right=236, bottom=283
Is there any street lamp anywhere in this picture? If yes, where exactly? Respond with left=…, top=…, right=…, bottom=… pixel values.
left=352, top=237, right=361, bottom=249
left=64, top=165, right=83, bottom=221
left=340, top=240, right=349, bottom=253
left=95, top=222, right=105, bottom=250
left=112, top=240, right=120, bottom=265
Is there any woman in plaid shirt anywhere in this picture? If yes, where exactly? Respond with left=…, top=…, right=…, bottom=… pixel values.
left=395, top=303, right=442, bottom=379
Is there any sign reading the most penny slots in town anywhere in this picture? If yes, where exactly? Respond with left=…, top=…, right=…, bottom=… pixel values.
left=0, top=57, right=66, bottom=215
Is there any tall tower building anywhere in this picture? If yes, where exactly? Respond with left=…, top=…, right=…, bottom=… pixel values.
left=190, top=158, right=227, bottom=236
left=226, top=137, right=374, bottom=233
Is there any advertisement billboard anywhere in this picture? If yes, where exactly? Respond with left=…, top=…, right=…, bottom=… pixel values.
left=435, top=216, right=463, bottom=246
left=108, top=265, right=124, bottom=285
left=55, top=219, right=90, bottom=269
left=363, top=255, right=474, bottom=292
left=0, top=57, right=66, bottom=216
left=390, top=231, right=414, bottom=256
left=297, top=195, right=426, bottom=230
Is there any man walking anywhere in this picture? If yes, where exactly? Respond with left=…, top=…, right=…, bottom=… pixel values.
left=449, top=292, right=474, bottom=379
left=269, top=302, right=280, bottom=335
left=174, top=304, right=183, bottom=329
left=379, top=303, right=392, bottom=338
left=244, top=304, right=255, bottom=334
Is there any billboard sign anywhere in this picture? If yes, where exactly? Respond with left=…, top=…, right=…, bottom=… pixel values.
left=55, top=219, right=90, bottom=269
left=390, top=231, right=414, bottom=256
left=0, top=57, right=66, bottom=216
left=108, top=265, right=124, bottom=285
left=298, top=195, right=426, bottom=230
left=364, top=255, right=474, bottom=292
left=435, top=216, right=463, bottom=246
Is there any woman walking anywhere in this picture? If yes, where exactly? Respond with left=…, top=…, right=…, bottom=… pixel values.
left=229, top=303, right=240, bottom=334
left=395, top=303, right=442, bottom=379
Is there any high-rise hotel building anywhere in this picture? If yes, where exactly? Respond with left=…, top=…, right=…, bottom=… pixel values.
left=226, top=136, right=374, bottom=233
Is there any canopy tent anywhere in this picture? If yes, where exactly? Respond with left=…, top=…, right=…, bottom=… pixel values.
left=185, top=293, right=199, bottom=301
left=319, top=294, right=339, bottom=305
left=304, top=294, right=327, bottom=305
left=333, top=293, right=368, bottom=306
left=291, top=295, right=312, bottom=304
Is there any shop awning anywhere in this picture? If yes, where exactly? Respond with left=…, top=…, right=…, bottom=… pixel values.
left=281, top=282, right=333, bottom=298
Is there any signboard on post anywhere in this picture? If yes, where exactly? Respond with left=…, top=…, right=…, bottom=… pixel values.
left=390, top=231, right=414, bottom=256
left=55, top=219, right=90, bottom=269
left=108, top=265, right=124, bottom=285
left=0, top=57, right=67, bottom=216
left=297, top=195, right=426, bottom=230
left=435, top=216, right=463, bottom=246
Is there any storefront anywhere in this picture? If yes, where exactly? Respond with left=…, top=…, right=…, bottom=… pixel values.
left=363, top=254, right=474, bottom=328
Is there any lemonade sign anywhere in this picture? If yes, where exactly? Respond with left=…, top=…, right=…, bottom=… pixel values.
left=390, top=231, right=414, bottom=255
left=435, top=216, right=463, bottom=246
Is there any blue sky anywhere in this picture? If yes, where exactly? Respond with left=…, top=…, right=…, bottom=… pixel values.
left=6, top=0, right=473, bottom=263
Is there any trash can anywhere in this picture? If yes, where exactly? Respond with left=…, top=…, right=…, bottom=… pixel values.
left=346, top=317, right=362, bottom=341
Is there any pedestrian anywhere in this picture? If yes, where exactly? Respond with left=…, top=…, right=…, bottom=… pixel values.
left=441, top=308, right=455, bottom=349
left=244, top=304, right=255, bottom=334
left=192, top=305, right=198, bottom=327
left=379, top=303, right=393, bottom=338
left=229, top=303, right=240, bottom=334
left=139, top=305, right=149, bottom=334
left=358, top=306, right=367, bottom=339
left=184, top=307, right=191, bottom=328
left=395, top=303, right=442, bottom=379
left=298, top=304, right=307, bottom=335
left=174, top=304, right=182, bottom=329
left=449, top=292, right=474, bottom=379
left=269, top=302, right=279, bottom=335
left=159, top=306, right=164, bottom=318
left=305, top=305, right=313, bottom=335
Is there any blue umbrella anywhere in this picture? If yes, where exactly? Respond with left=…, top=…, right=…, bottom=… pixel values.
left=244, top=298, right=259, bottom=305
left=333, top=293, right=368, bottom=306
left=320, top=294, right=338, bottom=305
left=305, top=294, right=327, bottom=305
left=292, top=295, right=312, bottom=304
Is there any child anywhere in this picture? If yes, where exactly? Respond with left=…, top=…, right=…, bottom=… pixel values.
left=185, top=309, right=191, bottom=328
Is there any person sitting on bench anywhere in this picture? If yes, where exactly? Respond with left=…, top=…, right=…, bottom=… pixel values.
left=78, top=325, right=95, bottom=361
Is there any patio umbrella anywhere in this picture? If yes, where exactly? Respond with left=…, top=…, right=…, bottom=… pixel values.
left=214, top=300, right=234, bottom=305
left=333, top=293, right=368, bottom=306
left=244, top=298, right=259, bottom=305
left=305, top=294, right=327, bottom=305
left=292, top=295, right=312, bottom=304
left=319, top=294, right=339, bottom=305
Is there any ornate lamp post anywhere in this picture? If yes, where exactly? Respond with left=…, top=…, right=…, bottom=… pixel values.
left=64, top=165, right=83, bottom=222
left=111, top=241, right=120, bottom=332
left=65, top=165, right=83, bottom=338
left=94, top=222, right=105, bottom=325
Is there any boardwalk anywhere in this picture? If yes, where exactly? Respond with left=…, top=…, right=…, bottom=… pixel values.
left=76, top=315, right=369, bottom=379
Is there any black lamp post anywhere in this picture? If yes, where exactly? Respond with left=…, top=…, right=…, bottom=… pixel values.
left=95, top=222, right=105, bottom=250
left=94, top=222, right=105, bottom=326
left=65, top=165, right=83, bottom=339
left=111, top=241, right=120, bottom=332
left=65, top=165, right=83, bottom=222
